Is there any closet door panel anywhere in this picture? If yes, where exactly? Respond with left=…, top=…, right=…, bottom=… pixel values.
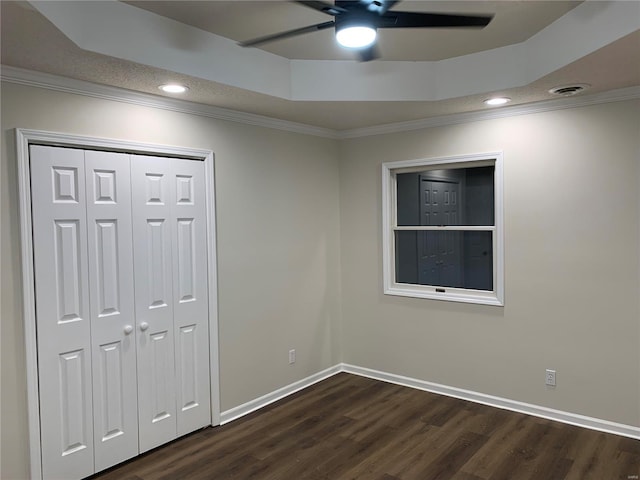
left=172, top=160, right=211, bottom=435
left=30, top=145, right=94, bottom=480
left=85, top=151, right=139, bottom=471
left=131, top=156, right=177, bottom=452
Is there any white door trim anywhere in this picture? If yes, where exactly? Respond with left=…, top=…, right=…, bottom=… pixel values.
left=15, top=128, right=220, bottom=480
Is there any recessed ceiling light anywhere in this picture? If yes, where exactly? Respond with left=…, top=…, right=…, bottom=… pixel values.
left=159, top=84, right=188, bottom=94
left=336, top=25, right=377, bottom=48
left=484, top=97, right=511, bottom=106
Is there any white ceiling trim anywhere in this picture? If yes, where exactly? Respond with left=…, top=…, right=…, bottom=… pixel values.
left=3, top=65, right=639, bottom=140
left=0, top=66, right=337, bottom=138
left=336, top=86, right=640, bottom=138
left=293, top=0, right=640, bottom=102
left=29, top=0, right=640, bottom=102
left=29, top=0, right=292, bottom=99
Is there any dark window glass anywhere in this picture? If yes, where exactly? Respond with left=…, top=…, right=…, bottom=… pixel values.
left=395, top=231, right=493, bottom=291
left=396, top=166, right=494, bottom=227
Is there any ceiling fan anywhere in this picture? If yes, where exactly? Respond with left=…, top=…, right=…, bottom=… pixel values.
left=239, top=0, right=494, bottom=61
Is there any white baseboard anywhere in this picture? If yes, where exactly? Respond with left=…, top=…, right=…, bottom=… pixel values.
left=220, top=364, right=342, bottom=425
left=342, top=363, right=640, bottom=440
left=219, top=363, right=640, bottom=440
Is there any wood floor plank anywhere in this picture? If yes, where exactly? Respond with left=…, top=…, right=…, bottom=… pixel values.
left=458, top=415, right=528, bottom=479
left=522, top=425, right=575, bottom=480
left=89, top=373, right=640, bottom=480
left=486, top=422, right=562, bottom=480
left=564, top=429, right=639, bottom=480
left=339, top=419, right=431, bottom=479
left=415, top=430, right=488, bottom=480
left=384, top=410, right=480, bottom=479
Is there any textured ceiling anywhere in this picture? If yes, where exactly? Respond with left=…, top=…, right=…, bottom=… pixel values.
left=1, top=1, right=639, bottom=131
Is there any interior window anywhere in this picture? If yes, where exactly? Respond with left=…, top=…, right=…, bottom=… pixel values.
left=382, top=154, right=503, bottom=306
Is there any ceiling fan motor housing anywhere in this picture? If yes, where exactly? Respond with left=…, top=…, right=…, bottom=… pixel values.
left=335, top=8, right=380, bottom=28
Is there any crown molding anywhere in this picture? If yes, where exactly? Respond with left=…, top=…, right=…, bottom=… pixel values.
left=0, top=65, right=339, bottom=139
left=337, top=86, right=640, bottom=139
left=2, top=65, right=639, bottom=140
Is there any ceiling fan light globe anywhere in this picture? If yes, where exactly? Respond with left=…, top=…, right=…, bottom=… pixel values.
left=336, top=26, right=377, bottom=49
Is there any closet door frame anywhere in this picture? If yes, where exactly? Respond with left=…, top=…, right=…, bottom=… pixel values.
left=16, top=129, right=220, bottom=480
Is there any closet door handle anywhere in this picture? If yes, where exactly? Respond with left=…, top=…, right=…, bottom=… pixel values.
left=139, top=322, right=149, bottom=332
left=123, top=325, right=133, bottom=335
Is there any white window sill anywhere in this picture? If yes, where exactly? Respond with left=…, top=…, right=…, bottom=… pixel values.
left=384, top=284, right=504, bottom=306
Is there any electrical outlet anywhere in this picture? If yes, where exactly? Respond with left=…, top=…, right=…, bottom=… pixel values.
left=545, top=369, right=556, bottom=387
left=289, top=349, right=296, bottom=365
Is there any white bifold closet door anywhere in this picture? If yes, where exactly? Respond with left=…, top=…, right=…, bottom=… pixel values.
left=131, top=155, right=210, bottom=452
left=31, top=146, right=97, bottom=480
left=30, top=145, right=210, bottom=480
left=85, top=150, right=140, bottom=472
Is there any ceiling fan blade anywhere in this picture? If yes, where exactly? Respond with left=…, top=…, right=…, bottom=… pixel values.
left=343, top=0, right=399, bottom=14
left=378, top=1, right=399, bottom=14
left=295, top=1, right=348, bottom=16
left=239, top=21, right=335, bottom=47
left=357, top=44, right=380, bottom=62
left=378, top=11, right=493, bottom=28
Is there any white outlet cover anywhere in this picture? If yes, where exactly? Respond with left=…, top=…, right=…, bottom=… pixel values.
left=545, top=369, right=556, bottom=386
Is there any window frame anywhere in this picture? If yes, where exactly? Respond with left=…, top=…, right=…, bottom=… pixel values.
left=382, top=152, right=504, bottom=306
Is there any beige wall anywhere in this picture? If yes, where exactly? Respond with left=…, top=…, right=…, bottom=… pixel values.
left=2, top=80, right=639, bottom=479
left=339, top=100, right=640, bottom=427
left=0, top=82, right=342, bottom=479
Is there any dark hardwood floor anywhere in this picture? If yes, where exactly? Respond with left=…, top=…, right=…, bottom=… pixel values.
left=90, top=373, right=640, bottom=480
